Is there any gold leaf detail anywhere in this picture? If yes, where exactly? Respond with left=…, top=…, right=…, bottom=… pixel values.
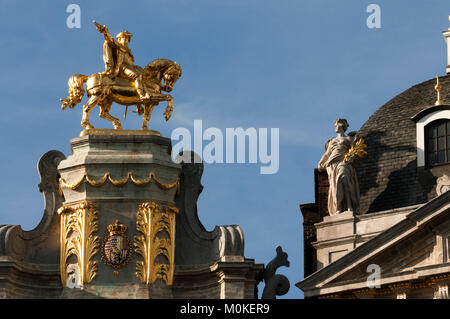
left=134, top=202, right=178, bottom=286
left=58, top=201, right=100, bottom=288
left=130, top=173, right=152, bottom=186
left=60, top=172, right=179, bottom=194
left=344, top=138, right=368, bottom=163
left=108, top=172, right=130, bottom=186
left=85, top=173, right=108, bottom=187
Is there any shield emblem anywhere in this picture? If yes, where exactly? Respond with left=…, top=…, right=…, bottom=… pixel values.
left=101, top=220, right=132, bottom=272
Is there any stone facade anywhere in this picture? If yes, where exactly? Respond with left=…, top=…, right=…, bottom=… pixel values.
left=0, top=132, right=263, bottom=299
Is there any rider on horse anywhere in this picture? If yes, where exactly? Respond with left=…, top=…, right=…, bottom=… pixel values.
left=94, top=21, right=151, bottom=101
left=61, top=22, right=182, bottom=131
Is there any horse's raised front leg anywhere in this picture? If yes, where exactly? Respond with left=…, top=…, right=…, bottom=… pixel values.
left=163, top=96, right=174, bottom=121
left=141, top=103, right=156, bottom=130
left=99, top=100, right=122, bottom=129
left=81, top=95, right=100, bottom=129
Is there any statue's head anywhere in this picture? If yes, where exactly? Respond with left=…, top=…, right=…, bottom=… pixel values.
left=116, top=31, right=132, bottom=45
left=334, top=118, right=349, bottom=133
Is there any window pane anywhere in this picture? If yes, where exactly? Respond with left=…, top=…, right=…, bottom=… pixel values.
left=425, top=120, right=450, bottom=167
left=428, top=153, right=435, bottom=166
left=438, top=123, right=445, bottom=136
left=438, top=137, right=445, bottom=150
left=438, top=151, right=445, bottom=163
left=428, top=126, right=436, bottom=138
left=428, top=138, right=435, bottom=152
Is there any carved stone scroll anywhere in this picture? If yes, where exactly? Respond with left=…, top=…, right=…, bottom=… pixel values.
left=436, top=174, right=450, bottom=196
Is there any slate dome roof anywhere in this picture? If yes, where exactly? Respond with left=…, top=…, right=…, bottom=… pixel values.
left=357, top=74, right=450, bottom=214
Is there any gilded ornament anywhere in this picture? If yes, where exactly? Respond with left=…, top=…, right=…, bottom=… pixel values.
left=344, top=138, right=367, bottom=163
left=57, top=201, right=100, bottom=288
left=134, top=202, right=178, bottom=285
left=59, top=171, right=180, bottom=194
left=434, top=76, right=444, bottom=106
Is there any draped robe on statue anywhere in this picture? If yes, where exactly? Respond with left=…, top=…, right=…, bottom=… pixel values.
left=321, top=137, right=360, bottom=216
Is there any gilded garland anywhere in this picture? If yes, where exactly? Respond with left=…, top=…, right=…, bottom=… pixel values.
left=59, top=171, right=180, bottom=195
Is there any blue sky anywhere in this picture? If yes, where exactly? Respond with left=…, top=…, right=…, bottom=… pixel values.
left=0, top=1, right=449, bottom=299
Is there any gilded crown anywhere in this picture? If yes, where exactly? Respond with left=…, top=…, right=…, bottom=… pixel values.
left=107, top=220, right=127, bottom=235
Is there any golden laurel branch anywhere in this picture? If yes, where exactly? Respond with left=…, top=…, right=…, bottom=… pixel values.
left=344, top=138, right=367, bottom=163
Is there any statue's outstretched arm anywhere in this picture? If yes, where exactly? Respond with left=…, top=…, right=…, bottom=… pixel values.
left=93, top=20, right=114, bottom=44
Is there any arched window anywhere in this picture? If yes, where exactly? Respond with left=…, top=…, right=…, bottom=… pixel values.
left=425, top=119, right=450, bottom=167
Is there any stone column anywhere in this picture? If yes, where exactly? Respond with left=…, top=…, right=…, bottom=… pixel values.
left=57, top=131, right=181, bottom=298
left=443, top=26, right=450, bottom=74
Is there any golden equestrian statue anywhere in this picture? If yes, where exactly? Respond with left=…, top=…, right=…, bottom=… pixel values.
left=61, top=20, right=182, bottom=130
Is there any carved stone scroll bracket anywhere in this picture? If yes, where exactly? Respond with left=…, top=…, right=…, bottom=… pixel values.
left=217, top=225, right=245, bottom=259
left=436, top=174, right=450, bottom=196
left=0, top=150, right=66, bottom=262
left=261, top=246, right=290, bottom=299
left=134, top=202, right=178, bottom=286
left=174, top=151, right=245, bottom=266
left=57, top=201, right=100, bottom=288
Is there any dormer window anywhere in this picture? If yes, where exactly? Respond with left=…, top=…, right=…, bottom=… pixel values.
left=425, top=119, right=450, bottom=167
left=411, top=105, right=450, bottom=168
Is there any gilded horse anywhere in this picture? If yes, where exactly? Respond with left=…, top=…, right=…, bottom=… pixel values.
left=61, top=59, right=182, bottom=130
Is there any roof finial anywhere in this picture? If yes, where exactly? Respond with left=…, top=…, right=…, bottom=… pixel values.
left=435, top=76, right=444, bottom=106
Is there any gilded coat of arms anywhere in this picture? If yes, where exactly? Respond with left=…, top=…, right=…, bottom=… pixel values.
left=101, top=220, right=133, bottom=273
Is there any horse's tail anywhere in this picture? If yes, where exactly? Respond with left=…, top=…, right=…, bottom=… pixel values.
left=60, top=74, right=88, bottom=110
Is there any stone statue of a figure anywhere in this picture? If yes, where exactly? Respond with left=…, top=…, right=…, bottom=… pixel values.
left=318, top=118, right=366, bottom=216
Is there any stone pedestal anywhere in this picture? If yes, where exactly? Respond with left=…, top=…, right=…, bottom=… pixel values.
left=57, top=131, right=181, bottom=298
left=313, top=207, right=415, bottom=270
